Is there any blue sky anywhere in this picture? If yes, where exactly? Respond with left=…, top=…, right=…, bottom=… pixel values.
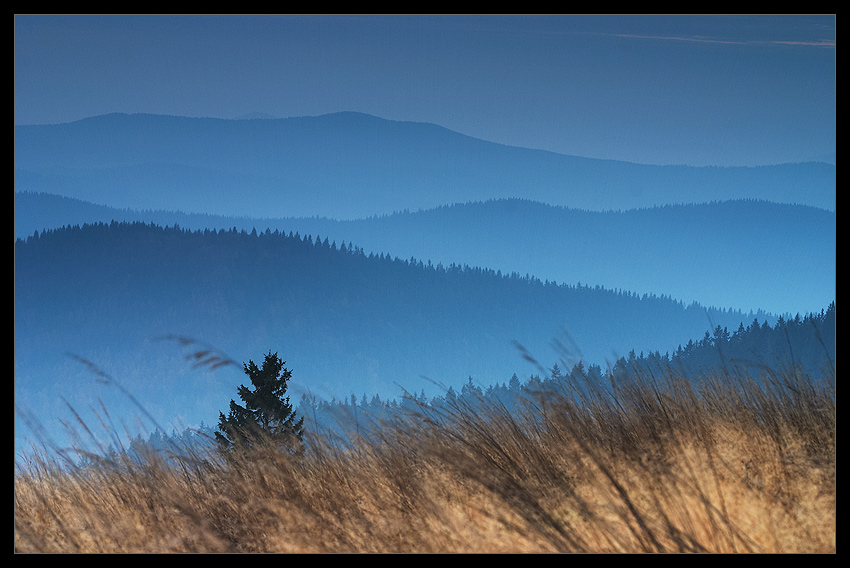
left=15, top=14, right=835, bottom=166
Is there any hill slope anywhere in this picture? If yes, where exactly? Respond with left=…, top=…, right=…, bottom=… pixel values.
left=15, top=192, right=835, bottom=316
left=15, top=221, right=775, bottom=450
left=14, top=112, right=835, bottom=219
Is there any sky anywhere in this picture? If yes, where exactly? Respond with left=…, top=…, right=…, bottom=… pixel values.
left=15, top=14, right=835, bottom=167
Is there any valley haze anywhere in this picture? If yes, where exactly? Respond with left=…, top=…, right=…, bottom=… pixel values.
left=14, top=115, right=834, bottom=458
left=14, top=15, right=835, bottom=458
left=14, top=111, right=835, bottom=317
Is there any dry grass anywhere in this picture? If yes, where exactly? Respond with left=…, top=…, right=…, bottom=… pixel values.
left=15, top=367, right=835, bottom=553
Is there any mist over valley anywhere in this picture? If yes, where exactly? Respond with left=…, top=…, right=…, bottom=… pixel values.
left=14, top=112, right=835, bottom=453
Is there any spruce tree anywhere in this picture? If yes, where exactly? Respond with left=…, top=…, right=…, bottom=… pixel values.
left=215, top=351, right=304, bottom=454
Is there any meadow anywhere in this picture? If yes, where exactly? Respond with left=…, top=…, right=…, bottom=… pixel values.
left=15, top=364, right=835, bottom=553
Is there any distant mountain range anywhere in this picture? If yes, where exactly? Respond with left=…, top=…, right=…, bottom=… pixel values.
left=14, top=111, right=835, bottom=454
left=14, top=112, right=835, bottom=220
left=15, top=192, right=835, bottom=316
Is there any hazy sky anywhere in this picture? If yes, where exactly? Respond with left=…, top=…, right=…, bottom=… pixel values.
left=14, top=14, right=835, bottom=167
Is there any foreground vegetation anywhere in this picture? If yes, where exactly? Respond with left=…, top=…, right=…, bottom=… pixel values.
left=15, top=364, right=834, bottom=553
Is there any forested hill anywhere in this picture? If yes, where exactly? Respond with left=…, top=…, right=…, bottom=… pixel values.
left=14, top=193, right=836, bottom=316
left=14, top=221, right=778, bottom=445
left=612, top=302, right=835, bottom=382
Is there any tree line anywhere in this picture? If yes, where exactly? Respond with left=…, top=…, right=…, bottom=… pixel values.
left=120, top=299, right=833, bottom=461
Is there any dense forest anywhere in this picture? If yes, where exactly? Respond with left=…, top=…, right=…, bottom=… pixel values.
left=611, top=304, right=835, bottom=380
left=14, top=220, right=799, bottom=453
left=14, top=192, right=835, bottom=316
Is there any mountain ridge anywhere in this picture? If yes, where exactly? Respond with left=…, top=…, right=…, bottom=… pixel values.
left=14, top=110, right=839, bottom=168
left=15, top=191, right=835, bottom=316
left=14, top=112, right=835, bottom=219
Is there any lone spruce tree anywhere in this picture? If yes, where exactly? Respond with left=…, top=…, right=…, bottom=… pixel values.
left=215, top=351, right=304, bottom=454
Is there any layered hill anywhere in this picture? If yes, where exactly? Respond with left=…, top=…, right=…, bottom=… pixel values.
left=14, top=112, right=835, bottom=220
left=14, top=111, right=835, bottom=452
left=15, top=192, right=835, bottom=316
left=14, top=221, right=773, bottom=450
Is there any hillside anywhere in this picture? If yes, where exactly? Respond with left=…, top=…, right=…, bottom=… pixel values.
left=14, top=112, right=836, bottom=220
left=14, top=221, right=776, bottom=451
left=15, top=192, right=835, bottom=316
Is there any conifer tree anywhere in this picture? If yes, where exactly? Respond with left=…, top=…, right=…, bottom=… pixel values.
left=215, top=351, right=304, bottom=454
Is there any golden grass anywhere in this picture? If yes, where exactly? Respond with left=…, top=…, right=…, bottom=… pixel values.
left=14, top=368, right=835, bottom=553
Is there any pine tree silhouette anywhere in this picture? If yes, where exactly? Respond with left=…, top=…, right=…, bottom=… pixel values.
left=215, top=351, right=304, bottom=455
